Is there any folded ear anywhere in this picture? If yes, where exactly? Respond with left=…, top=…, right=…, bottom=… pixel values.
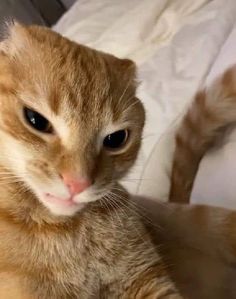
left=0, top=21, right=31, bottom=58
left=103, top=51, right=137, bottom=80
left=115, top=58, right=137, bottom=90
left=117, top=58, right=136, bottom=77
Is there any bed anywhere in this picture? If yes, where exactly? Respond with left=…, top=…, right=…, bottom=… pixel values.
left=54, top=0, right=236, bottom=209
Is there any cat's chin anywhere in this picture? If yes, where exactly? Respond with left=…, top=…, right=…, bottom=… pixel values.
left=32, top=186, right=109, bottom=217
left=39, top=193, right=87, bottom=217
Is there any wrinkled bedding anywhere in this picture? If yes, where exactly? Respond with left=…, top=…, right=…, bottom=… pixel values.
left=54, top=0, right=236, bottom=207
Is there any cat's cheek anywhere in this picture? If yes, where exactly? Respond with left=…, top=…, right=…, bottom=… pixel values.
left=113, top=158, right=136, bottom=177
left=111, top=141, right=141, bottom=176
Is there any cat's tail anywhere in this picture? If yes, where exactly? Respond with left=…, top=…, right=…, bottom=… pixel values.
left=169, top=66, right=236, bottom=203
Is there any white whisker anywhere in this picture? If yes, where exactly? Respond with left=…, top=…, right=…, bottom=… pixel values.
left=108, top=186, right=160, bottom=229
left=117, top=77, right=133, bottom=106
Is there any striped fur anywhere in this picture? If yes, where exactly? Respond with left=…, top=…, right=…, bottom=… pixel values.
left=169, top=67, right=236, bottom=203
left=0, top=23, right=182, bottom=298
left=151, top=201, right=236, bottom=299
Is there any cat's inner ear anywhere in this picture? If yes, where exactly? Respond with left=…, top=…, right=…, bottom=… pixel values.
left=0, top=21, right=30, bottom=58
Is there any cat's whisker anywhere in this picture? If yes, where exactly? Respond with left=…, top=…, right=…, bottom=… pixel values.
left=105, top=195, right=125, bottom=229
left=106, top=192, right=146, bottom=242
left=112, top=194, right=149, bottom=243
left=0, top=182, right=22, bottom=186
left=0, top=171, right=25, bottom=176
left=123, top=99, right=141, bottom=114
left=0, top=173, right=27, bottom=181
left=142, top=133, right=159, bottom=140
left=0, top=174, right=19, bottom=178
left=120, top=178, right=157, bottom=182
left=109, top=187, right=161, bottom=229
left=101, top=196, right=118, bottom=229
left=0, top=176, right=24, bottom=183
left=117, top=77, right=133, bottom=106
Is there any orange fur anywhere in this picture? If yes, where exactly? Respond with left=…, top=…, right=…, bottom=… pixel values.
left=0, top=23, right=181, bottom=298
left=135, top=197, right=236, bottom=299
left=169, top=66, right=236, bottom=203
left=2, top=22, right=236, bottom=299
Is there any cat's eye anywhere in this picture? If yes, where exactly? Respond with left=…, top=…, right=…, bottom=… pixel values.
left=103, top=130, right=129, bottom=150
left=23, top=107, right=53, bottom=134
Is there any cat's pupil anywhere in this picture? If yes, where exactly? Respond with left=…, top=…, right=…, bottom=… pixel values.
left=103, top=130, right=128, bottom=149
left=23, top=107, right=52, bottom=133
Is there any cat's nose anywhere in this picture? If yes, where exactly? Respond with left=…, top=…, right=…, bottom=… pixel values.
left=61, top=173, right=91, bottom=195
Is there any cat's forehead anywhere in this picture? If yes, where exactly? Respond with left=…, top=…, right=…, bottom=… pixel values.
left=3, top=23, right=135, bottom=115
left=0, top=23, right=138, bottom=144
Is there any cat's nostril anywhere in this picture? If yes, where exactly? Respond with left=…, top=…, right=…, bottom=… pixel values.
left=61, top=173, right=91, bottom=195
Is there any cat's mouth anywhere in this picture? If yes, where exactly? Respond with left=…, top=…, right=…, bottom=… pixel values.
left=41, top=192, right=88, bottom=216
left=37, top=185, right=112, bottom=216
left=45, top=193, right=81, bottom=207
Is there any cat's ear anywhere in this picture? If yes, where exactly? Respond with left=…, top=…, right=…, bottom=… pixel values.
left=117, top=58, right=136, bottom=76
left=111, top=57, right=138, bottom=89
left=0, top=21, right=30, bottom=58
left=104, top=53, right=137, bottom=81
left=116, top=58, right=137, bottom=82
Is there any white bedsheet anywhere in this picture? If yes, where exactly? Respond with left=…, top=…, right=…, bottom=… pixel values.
left=54, top=0, right=236, bottom=203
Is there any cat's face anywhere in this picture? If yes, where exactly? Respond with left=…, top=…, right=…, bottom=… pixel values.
left=0, top=24, right=145, bottom=216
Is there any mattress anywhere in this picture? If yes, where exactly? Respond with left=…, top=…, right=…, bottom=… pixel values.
left=54, top=0, right=236, bottom=208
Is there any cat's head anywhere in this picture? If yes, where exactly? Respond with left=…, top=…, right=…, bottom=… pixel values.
left=0, top=23, right=145, bottom=216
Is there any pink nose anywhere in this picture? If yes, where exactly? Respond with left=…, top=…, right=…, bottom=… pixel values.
left=61, top=173, right=91, bottom=195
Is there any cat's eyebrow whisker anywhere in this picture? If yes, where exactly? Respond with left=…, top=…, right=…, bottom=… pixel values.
left=123, top=99, right=140, bottom=114
left=123, top=95, right=135, bottom=105
left=117, top=77, right=133, bottom=106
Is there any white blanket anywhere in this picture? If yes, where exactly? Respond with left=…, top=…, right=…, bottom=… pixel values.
left=55, top=0, right=236, bottom=205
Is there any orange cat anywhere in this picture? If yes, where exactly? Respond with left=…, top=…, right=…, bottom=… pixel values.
left=138, top=198, right=236, bottom=299
left=0, top=23, right=182, bottom=298
left=169, top=67, right=236, bottom=203
left=165, top=65, right=236, bottom=298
